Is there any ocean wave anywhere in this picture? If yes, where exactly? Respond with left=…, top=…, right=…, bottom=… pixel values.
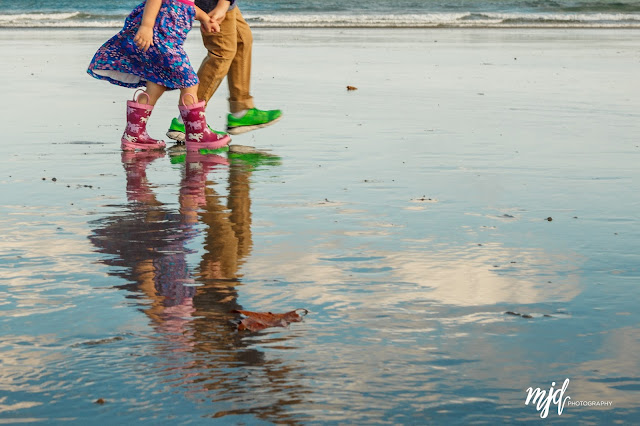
left=244, top=12, right=640, bottom=27
left=1, top=11, right=640, bottom=28
left=0, top=11, right=126, bottom=28
left=524, top=0, right=640, bottom=13
left=0, top=12, right=78, bottom=21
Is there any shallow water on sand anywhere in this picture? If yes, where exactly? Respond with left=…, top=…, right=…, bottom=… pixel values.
left=1, top=29, right=639, bottom=423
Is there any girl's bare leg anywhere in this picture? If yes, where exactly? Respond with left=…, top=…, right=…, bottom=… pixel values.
left=141, top=81, right=166, bottom=105
left=180, top=84, right=199, bottom=105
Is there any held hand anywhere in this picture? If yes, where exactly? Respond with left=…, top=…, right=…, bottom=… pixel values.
left=199, top=18, right=220, bottom=34
left=133, top=25, right=154, bottom=52
left=208, top=9, right=226, bottom=25
left=208, top=2, right=229, bottom=25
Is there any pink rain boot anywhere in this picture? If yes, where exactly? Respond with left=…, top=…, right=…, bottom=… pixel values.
left=179, top=93, right=231, bottom=152
left=121, top=90, right=166, bottom=151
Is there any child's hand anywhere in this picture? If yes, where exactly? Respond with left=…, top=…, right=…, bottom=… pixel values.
left=208, top=6, right=228, bottom=26
left=199, top=18, right=220, bottom=34
left=195, top=4, right=220, bottom=33
left=133, top=25, right=154, bottom=52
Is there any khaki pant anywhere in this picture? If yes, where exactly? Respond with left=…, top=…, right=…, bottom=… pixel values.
left=197, top=7, right=255, bottom=113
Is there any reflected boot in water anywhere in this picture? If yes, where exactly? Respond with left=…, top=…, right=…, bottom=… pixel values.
left=179, top=94, right=231, bottom=152
left=179, top=150, right=229, bottom=211
left=121, top=150, right=165, bottom=203
left=121, top=90, right=166, bottom=151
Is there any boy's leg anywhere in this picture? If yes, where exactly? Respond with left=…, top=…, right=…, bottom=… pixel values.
left=197, top=8, right=238, bottom=105
left=224, top=9, right=282, bottom=135
left=227, top=9, right=254, bottom=113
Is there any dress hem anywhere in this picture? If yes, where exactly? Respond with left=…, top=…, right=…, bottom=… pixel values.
left=87, top=68, right=198, bottom=90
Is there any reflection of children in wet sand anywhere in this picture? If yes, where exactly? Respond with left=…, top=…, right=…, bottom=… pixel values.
left=90, top=148, right=266, bottom=345
left=173, top=150, right=254, bottom=353
left=91, top=149, right=257, bottom=324
left=91, top=149, right=268, bottom=327
left=91, top=150, right=301, bottom=422
left=90, top=151, right=202, bottom=342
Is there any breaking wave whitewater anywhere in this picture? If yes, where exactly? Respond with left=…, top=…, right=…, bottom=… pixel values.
left=1, top=11, right=640, bottom=28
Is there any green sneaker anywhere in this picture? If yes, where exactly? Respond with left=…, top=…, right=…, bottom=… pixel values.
left=226, top=108, right=282, bottom=135
left=166, top=117, right=229, bottom=143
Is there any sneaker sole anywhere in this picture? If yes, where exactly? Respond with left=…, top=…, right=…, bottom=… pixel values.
left=227, top=115, right=283, bottom=135
left=166, top=130, right=186, bottom=143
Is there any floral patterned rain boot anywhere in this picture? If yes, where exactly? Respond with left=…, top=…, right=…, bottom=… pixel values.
left=179, top=93, right=231, bottom=152
left=121, top=90, right=166, bottom=151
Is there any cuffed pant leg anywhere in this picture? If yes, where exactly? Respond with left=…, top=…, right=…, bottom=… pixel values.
left=227, top=8, right=255, bottom=113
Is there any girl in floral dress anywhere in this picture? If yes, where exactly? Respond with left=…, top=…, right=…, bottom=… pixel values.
left=88, top=0, right=230, bottom=151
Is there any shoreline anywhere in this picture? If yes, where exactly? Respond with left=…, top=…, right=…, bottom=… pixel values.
left=3, top=24, right=640, bottom=30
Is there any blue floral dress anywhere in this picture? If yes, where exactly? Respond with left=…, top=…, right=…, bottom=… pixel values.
left=87, top=0, right=199, bottom=90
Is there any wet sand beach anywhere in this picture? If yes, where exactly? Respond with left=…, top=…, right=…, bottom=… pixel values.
left=1, top=28, right=639, bottom=423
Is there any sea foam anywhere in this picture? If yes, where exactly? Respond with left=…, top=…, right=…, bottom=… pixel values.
left=1, top=11, right=640, bottom=28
